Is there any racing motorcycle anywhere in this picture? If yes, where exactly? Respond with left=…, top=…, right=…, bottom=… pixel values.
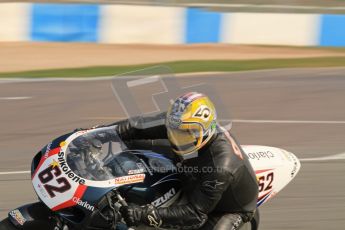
left=0, top=125, right=301, bottom=230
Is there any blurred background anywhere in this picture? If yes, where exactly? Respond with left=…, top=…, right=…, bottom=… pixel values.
left=0, top=1, right=345, bottom=230
left=0, top=0, right=345, bottom=74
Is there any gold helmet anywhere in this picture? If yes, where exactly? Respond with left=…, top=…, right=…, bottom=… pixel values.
left=166, top=92, right=217, bottom=158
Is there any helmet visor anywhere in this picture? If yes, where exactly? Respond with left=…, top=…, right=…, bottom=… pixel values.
left=167, top=124, right=203, bottom=155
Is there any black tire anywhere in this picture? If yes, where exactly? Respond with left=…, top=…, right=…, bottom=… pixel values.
left=0, top=218, right=18, bottom=230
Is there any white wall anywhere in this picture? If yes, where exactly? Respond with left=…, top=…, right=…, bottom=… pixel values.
left=222, top=13, right=320, bottom=46
left=0, top=3, right=30, bottom=41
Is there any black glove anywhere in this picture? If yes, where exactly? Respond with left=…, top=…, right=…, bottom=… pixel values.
left=119, top=204, right=142, bottom=227
left=120, top=204, right=162, bottom=228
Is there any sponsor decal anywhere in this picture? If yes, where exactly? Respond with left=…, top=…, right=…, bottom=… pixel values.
left=152, top=188, right=176, bottom=207
left=43, top=142, right=52, bottom=159
left=281, top=150, right=299, bottom=178
left=284, top=152, right=299, bottom=178
left=248, top=151, right=275, bottom=161
left=147, top=211, right=162, bottom=228
left=60, top=141, right=66, bottom=147
left=72, top=197, right=95, bottom=211
left=290, top=158, right=298, bottom=178
left=57, top=151, right=85, bottom=185
left=128, top=168, right=146, bottom=175
left=202, top=180, right=225, bottom=190
left=114, top=174, right=145, bottom=185
left=9, top=209, right=26, bottom=226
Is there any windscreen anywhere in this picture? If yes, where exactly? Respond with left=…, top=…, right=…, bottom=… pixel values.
left=66, top=126, right=143, bottom=181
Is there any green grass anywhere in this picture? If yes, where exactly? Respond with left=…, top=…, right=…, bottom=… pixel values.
left=1, top=57, right=345, bottom=78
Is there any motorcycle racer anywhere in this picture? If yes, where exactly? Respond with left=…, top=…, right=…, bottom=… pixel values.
left=115, top=92, right=259, bottom=230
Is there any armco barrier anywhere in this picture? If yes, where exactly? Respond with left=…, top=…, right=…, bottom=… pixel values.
left=0, top=3, right=344, bottom=46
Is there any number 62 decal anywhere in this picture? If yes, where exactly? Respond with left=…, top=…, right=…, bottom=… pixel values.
left=38, top=164, right=71, bottom=198
left=258, top=172, right=274, bottom=193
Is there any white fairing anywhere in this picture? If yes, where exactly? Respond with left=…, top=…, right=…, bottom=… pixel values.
left=32, top=127, right=143, bottom=211
left=241, top=145, right=301, bottom=206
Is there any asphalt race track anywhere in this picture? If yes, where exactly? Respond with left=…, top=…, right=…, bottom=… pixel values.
left=0, top=67, right=345, bottom=229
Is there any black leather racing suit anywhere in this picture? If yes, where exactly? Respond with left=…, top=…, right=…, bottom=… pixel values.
left=114, top=113, right=259, bottom=230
